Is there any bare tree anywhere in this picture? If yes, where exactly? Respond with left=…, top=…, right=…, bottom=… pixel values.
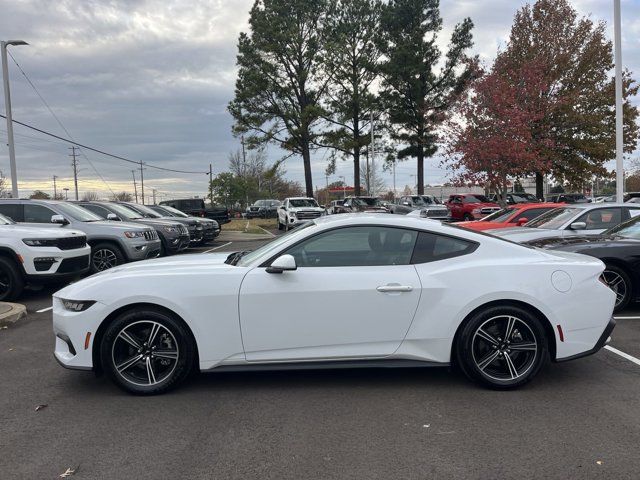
left=112, top=192, right=133, bottom=202
left=0, top=171, right=8, bottom=198
left=82, top=191, right=100, bottom=201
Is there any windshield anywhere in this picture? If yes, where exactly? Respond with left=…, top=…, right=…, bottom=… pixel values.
left=353, top=197, right=382, bottom=206
left=156, top=205, right=188, bottom=217
left=525, top=207, right=578, bottom=229
left=0, top=213, right=15, bottom=225
left=482, top=208, right=517, bottom=223
left=420, top=196, right=441, bottom=205
left=128, top=203, right=163, bottom=218
left=289, top=198, right=319, bottom=208
left=463, top=195, right=490, bottom=204
left=511, top=193, right=538, bottom=203
left=236, top=222, right=317, bottom=266
left=604, top=215, right=640, bottom=238
left=407, top=197, right=426, bottom=206
left=56, top=203, right=103, bottom=222
left=107, top=203, right=143, bottom=220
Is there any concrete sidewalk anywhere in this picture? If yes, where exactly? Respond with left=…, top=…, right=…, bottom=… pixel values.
left=0, top=302, right=26, bottom=327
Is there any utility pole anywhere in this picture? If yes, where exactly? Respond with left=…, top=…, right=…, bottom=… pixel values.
left=370, top=111, right=375, bottom=196
left=139, top=161, right=145, bottom=205
left=69, top=146, right=79, bottom=200
left=131, top=170, right=138, bottom=203
left=614, top=0, right=624, bottom=202
left=2, top=40, right=28, bottom=198
left=152, top=188, right=157, bottom=205
left=53, top=175, right=58, bottom=199
left=392, top=160, right=396, bottom=202
left=208, top=163, right=213, bottom=204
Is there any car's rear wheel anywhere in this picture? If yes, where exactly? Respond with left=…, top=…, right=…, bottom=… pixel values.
left=0, top=257, right=24, bottom=301
left=455, top=305, right=548, bottom=389
left=90, top=243, right=124, bottom=273
left=100, top=307, right=195, bottom=395
left=601, top=265, right=631, bottom=312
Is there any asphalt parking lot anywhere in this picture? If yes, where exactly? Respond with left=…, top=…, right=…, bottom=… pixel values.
left=1, top=237, right=640, bottom=479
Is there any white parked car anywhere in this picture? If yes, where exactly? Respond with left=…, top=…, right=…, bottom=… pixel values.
left=277, top=197, right=325, bottom=231
left=0, top=213, right=90, bottom=301
left=53, top=214, right=615, bottom=395
left=488, top=203, right=640, bottom=243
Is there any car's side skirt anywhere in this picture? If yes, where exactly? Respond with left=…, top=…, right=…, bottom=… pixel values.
left=204, top=358, right=449, bottom=373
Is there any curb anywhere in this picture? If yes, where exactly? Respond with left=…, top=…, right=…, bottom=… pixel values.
left=0, top=302, right=27, bottom=327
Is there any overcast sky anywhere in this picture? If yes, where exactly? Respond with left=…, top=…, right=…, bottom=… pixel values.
left=0, top=0, right=639, bottom=200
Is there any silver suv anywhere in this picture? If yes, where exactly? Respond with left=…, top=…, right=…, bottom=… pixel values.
left=0, top=200, right=161, bottom=273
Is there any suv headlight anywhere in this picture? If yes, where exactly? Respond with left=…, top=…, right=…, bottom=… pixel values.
left=60, top=299, right=96, bottom=312
left=472, top=208, right=481, bottom=214
left=23, top=238, right=58, bottom=247
left=162, top=226, right=179, bottom=233
left=289, top=211, right=296, bottom=217
left=124, top=231, right=145, bottom=238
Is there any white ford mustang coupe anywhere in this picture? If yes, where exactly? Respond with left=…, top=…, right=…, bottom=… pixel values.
left=53, top=215, right=616, bottom=395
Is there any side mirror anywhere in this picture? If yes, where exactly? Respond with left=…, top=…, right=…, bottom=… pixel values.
left=343, top=202, right=349, bottom=207
left=570, top=221, right=587, bottom=230
left=106, top=213, right=122, bottom=221
left=516, top=217, right=529, bottom=226
left=51, top=214, right=69, bottom=225
left=266, top=254, right=297, bottom=274
left=402, top=201, right=411, bottom=206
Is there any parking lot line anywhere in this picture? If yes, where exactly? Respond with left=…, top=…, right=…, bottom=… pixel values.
left=36, top=306, right=52, bottom=313
left=203, top=242, right=232, bottom=253
left=605, top=345, right=640, bottom=367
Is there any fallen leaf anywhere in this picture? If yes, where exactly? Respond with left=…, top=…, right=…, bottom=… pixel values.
left=35, top=404, right=48, bottom=412
left=8, top=348, right=14, bottom=351
left=60, top=465, right=79, bottom=477
left=596, top=461, right=603, bottom=466
left=422, top=424, right=430, bottom=428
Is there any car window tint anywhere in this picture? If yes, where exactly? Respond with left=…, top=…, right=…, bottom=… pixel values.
left=285, top=226, right=418, bottom=267
left=0, top=203, right=23, bottom=222
left=576, top=208, right=622, bottom=230
left=514, top=207, right=553, bottom=222
left=411, top=232, right=477, bottom=264
left=24, top=204, right=56, bottom=223
left=82, top=204, right=109, bottom=218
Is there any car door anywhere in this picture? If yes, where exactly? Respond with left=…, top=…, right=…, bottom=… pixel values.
left=239, top=226, right=422, bottom=361
left=565, top=207, right=624, bottom=236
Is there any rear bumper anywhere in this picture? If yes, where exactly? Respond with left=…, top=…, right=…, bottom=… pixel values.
left=555, top=317, right=616, bottom=363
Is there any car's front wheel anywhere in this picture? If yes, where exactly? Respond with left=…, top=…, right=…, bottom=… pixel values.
left=100, top=307, right=196, bottom=395
left=455, top=305, right=548, bottom=389
left=0, top=257, right=24, bottom=301
left=90, top=243, right=124, bottom=273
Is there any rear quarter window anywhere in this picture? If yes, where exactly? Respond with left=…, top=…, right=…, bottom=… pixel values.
left=411, top=231, right=478, bottom=264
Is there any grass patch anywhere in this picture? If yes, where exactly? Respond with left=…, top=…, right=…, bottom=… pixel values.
left=226, top=218, right=277, bottom=234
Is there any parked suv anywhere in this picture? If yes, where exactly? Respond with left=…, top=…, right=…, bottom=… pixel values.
left=159, top=198, right=231, bottom=225
left=149, top=204, right=220, bottom=244
left=489, top=192, right=540, bottom=204
left=391, top=195, right=450, bottom=220
left=546, top=193, right=590, bottom=204
left=277, top=197, right=325, bottom=231
left=445, top=194, right=500, bottom=221
left=0, top=200, right=160, bottom=273
left=335, top=197, right=389, bottom=214
left=0, top=212, right=90, bottom=301
left=76, top=201, right=190, bottom=255
left=117, top=202, right=203, bottom=245
left=246, top=199, right=281, bottom=218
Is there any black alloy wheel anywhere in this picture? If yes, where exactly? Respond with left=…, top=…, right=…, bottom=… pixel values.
left=90, top=243, right=124, bottom=273
left=0, top=257, right=24, bottom=301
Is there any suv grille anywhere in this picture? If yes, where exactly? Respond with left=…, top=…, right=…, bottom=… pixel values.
left=57, top=235, right=87, bottom=250
left=425, top=209, right=449, bottom=218
left=480, top=207, right=500, bottom=215
left=179, top=225, right=189, bottom=236
left=296, top=210, right=323, bottom=220
left=143, top=230, right=158, bottom=241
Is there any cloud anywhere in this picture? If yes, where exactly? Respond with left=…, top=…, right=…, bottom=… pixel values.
left=0, top=0, right=638, bottom=199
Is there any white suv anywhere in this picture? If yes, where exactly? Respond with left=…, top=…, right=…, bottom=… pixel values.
left=0, top=213, right=90, bottom=301
left=277, top=197, right=325, bottom=231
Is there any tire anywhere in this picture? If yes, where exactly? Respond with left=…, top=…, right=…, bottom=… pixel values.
left=284, top=219, right=290, bottom=232
left=601, top=265, right=632, bottom=312
left=463, top=213, right=474, bottom=221
left=455, top=305, right=548, bottom=389
left=0, top=256, right=24, bottom=302
left=278, top=219, right=283, bottom=231
left=90, top=243, right=125, bottom=273
left=100, top=307, right=196, bottom=395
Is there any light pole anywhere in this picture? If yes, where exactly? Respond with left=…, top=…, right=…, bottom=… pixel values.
left=339, top=175, right=346, bottom=199
left=63, top=187, right=69, bottom=200
left=1, top=40, right=28, bottom=199
left=614, top=0, right=624, bottom=202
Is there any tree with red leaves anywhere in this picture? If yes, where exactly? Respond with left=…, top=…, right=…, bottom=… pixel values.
left=445, top=62, right=552, bottom=206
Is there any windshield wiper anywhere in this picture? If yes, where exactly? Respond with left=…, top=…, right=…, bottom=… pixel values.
left=225, top=251, right=252, bottom=266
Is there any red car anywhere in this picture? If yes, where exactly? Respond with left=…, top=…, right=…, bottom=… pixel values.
left=445, top=194, right=500, bottom=221
left=457, top=202, right=560, bottom=231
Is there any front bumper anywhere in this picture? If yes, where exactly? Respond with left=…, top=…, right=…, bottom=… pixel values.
left=123, top=238, right=161, bottom=261
left=26, top=255, right=90, bottom=283
left=555, top=317, right=616, bottom=363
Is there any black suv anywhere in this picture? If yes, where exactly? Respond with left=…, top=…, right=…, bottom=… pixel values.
left=159, top=198, right=230, bottom=225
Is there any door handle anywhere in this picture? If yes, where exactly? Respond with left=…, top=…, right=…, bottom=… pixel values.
left=376, top=285, right=413, bottom=293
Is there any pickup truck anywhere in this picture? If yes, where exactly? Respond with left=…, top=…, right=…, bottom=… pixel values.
left=445, top=194, right=500, bottom=221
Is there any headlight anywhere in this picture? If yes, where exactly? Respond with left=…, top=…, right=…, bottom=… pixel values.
left=162, top=226, right=179, bottom=233
left=124, top=231, right=145, bottom=238
left=289, top=211, right=296, bottom=217
left=472, top=208, right=481, bottom=214
left=23, top=238, right=58, bottom=247
left=60, top=299, right=96, bottom=312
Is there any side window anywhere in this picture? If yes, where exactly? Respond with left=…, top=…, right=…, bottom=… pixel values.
left=284, top=226, right=418, bottom=267
left=0, top=203, right=23, bottom=222
left=82, top=204, right=109, bottom=218
left=576, top=208, right=622, bottom=230
left=24, top=204, right=57, bottom=223
left=411, top=232, right=478, bottom=264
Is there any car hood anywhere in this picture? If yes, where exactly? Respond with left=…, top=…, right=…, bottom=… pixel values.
left=468, top=202, right=500, bottom=208
left=132, top=218, right=183, bottom=229
left=289, top=206, right=323, bottom=212
left=54, top=252, right=234, bottom=298
left=526, top=235, right=640, bottom=250
left=0, top=225, right=86, bottom=238
left=81, top=220, right=150, bottom=232
left=486, top=227, right=561, bottom=243
left=458, top=221, right=508, bottom=231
